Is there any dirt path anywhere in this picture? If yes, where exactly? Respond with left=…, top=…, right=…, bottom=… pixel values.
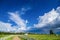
left=12, top=36, right=21, bottom=40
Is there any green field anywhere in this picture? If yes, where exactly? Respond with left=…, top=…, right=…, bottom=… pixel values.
left=28, top=34, right=60, bottom=40
left=0, top=34, right=60, bottom=40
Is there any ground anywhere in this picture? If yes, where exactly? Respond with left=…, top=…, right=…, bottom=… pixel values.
left=12, top=36, right=21, bottom=40
left=0, top=34, right=60, bottom=40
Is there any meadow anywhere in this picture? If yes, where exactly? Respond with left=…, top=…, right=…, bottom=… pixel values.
left=0, top=34, right=60, bottom=40
left=28, top=34, right=60, bottom=40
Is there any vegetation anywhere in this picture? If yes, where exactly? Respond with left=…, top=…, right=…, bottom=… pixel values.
left=0, top=32, right=25, bottom=35
left=0, top=32, right=60, bottom=40
left=6, top=36, right=14, bottom=40
left=50, top=30, right=55, bottom=34
left=28, top=34, right=60, bottom=40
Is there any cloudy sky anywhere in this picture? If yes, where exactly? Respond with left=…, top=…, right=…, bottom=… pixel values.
left=0, top=0, right=60, bottom=34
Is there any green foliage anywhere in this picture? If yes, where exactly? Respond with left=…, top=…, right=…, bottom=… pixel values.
left=0, top=32, right=25, bottom=35
left=50, top=30, right=54, bottom=34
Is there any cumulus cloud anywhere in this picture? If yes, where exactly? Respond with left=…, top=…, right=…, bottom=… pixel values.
left=25, top=7, right=60, bottom=34
left=34, top=7, right=60, bottom=28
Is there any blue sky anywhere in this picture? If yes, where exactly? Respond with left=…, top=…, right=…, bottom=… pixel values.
left=0, top=0, right=60, bottom=34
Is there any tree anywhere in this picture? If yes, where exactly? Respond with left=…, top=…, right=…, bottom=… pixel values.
left=50, top=30, right=54, bottom=34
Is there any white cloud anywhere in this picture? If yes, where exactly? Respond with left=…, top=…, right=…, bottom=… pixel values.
left=0, top=21, right=16, bottom=32
left=0, top=6, right=60, bottom=33
left=8, top=11, right=30, bottom=32
left=0, top=11, right=30, bottom=32
left=21, top=7, right=31, bottom=14
left=21, top=7, right=30, bottom=12
left=56, top=28, right=60, bottom=29
left=34, top=7, right=60, bottom=28
left=8, top=12, right=26, bottom=28
left=26, top=20, right=29, bottom=23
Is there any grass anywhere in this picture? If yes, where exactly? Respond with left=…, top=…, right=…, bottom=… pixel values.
left=28, top=34, right=60, bottom=40
left=6, top=36, right=14, bottom=40
left=0, top=34, right=60, bottom=40
left=0, top=34, right=5, bottom=38
left=0, top=34, right=8, bottom=38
